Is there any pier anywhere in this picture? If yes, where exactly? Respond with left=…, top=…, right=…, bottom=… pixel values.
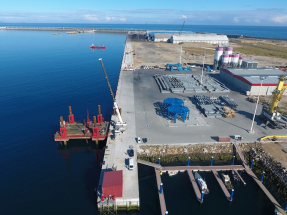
left=155, top=168, right=167, bottom=215
left=233, top=143, right=286, bottom=214
left=234, top=170, right=246, bottom=185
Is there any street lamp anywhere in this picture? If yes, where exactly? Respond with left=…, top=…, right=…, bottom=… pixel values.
left=179, top=45, right=182, bottom=65
left=200, top=53, right=206, bottom=85
left=248, top=76, right=266, bottom=133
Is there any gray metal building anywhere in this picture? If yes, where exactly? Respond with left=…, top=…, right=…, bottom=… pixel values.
left=153, top=33, right=173, bottom=42
left=220, top=68, right=287, bottom=95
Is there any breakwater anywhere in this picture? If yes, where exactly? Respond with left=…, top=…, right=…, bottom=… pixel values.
left=0, top=26, right=146, bottom=33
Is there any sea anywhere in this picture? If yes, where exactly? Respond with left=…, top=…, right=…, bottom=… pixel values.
left=0, top=24, right=286, bottom=215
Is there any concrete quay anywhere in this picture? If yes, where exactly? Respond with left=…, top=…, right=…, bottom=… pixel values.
left=96, top=35, right=140, bottom=211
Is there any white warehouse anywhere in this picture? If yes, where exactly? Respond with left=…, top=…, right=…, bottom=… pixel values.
left=153, top=33, right=174, bottom=42
left=220, top=68, right=287, bottom=95
left=171, top=34, right=229, bottom=44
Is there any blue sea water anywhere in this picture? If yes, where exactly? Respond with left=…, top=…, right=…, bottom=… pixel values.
left=0, top=30, right=126, bottom=215
left=2, top=23, right=287, bottom=39
left=0, top=26, right=283, bottom=215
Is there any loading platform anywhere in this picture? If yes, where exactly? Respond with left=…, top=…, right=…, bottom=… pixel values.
left=187, top=170, right=202, bottom=202
left=54, top=106, right=109, bottom=143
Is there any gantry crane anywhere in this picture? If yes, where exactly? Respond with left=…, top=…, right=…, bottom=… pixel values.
left=99, top=58, right=127, bottom=127
left=261, top=75, right=287, bottom=129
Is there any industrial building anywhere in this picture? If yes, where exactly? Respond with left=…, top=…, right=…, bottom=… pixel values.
left=213, top=46, right=258, bottom=70
left=153, top=33, right=173, bottom=42
left=171, top=34, right=229, bottom=44
left=220, top=68, right=287, bottom=95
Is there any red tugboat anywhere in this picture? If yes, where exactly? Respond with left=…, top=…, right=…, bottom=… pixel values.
left=90, top=44, right=105, bottom=49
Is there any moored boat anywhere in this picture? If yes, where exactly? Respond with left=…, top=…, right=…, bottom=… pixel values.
left=90, top=44, right=105, bottom=49
left=168, top=170, right=179, bottom=176
left=232, top=170, right=240, bottom=181
left=221, top=173, right=234, bottom=190
left=274, top=208, right=282, bottom=215
left=194, top=172, right=209, bottom=194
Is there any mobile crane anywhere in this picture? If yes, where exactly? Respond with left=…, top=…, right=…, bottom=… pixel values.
left=261, top=75, right=287, bottom=129
left=99, top=58, right=127, bottom=127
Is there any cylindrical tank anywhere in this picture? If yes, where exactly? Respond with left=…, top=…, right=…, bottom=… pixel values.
left=228, top=54, right=233, bottom=63
left=225, top=47, right=233, bottom=55
left=221, top=54, right=229, bottom=64
left=214, top=47, right=224, bottom=61
left=238, top=57, right=243, bottom=68
left=231, top=53, right=239, bottom=68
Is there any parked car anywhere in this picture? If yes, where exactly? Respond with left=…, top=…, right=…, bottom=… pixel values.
left=129, top=149, right=134, bottom=157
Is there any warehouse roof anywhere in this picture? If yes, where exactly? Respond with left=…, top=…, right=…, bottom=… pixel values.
left=221, top=68, right=287, bottom=86
left=172, top=34, right=228, bottom=41
left=223, top=68, right=286, bottom=76
left=102, top=170, right=123, bottom=187
left=154, top=33, right=173, bottom=39
left=242, top=58, right=258, bottom=64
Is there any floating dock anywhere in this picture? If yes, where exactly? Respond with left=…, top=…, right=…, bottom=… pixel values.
left=155, top=168, right=167, bottom=215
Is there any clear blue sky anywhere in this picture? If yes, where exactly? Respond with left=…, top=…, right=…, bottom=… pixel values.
left=1, top=0, right=287, bottom=25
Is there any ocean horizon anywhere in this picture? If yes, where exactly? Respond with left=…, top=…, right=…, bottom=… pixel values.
left=2, top=23, right=287, bottom=39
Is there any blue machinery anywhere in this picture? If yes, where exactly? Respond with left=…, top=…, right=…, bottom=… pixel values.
left=165, top=63, right=192, bottom=71
left=164, top=98, right=190, bottom=123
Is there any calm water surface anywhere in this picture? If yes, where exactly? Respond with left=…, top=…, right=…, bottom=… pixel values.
left=0, top=30, right=125, bottom=215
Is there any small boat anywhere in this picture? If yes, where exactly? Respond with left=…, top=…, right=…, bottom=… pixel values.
left=194, top=172, right=209, bottom=194
left=274, top=208, right=282, bottom=215
left=168, top=170, right=178, bottom=176
left=221, top=173, right=234, bottom=190
left=90, top=44, right=105, bottom=49
left=232, top=170, right=240, bottom=181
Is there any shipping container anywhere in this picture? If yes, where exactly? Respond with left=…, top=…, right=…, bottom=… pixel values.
left=102, top=170, right=123, bottom=198
left=218, top=136, right=231, bottom=142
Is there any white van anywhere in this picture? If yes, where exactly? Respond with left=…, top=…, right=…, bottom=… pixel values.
left=129, top=158, right=134, bottom=170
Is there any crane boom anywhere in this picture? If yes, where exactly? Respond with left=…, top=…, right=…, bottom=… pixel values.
left=98, top=58, right=125, bottom=125
left=269, top=76, right=287, bottom=113
left=180, top=20, right=185, bottom=35
left=99, top=58, right=116, bottom=103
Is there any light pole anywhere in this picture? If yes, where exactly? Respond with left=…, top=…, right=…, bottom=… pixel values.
left=248, top=76, right=266, bottom=133
left=179, top=45, right=182, bottom=65
left=200, top=53, right=206, bottom=85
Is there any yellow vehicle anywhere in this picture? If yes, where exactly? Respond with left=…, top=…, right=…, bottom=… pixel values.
left=261, top=76, right=287, bottom=129
left=222, top=106, right=235, bottom=118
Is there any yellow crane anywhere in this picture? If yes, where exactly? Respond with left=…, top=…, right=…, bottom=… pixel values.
left=261, top=75, right=287, bottom=128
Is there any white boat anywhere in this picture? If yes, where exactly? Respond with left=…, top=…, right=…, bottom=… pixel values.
left=168, top=170, right=179, bottom=176
left=194, top=172, right=209, bottom=194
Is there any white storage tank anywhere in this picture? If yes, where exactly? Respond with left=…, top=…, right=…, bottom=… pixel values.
left=238, top=57, right=243, bottom=68
left=214, top=47, right=224, bottom=61
left=225, top=47, right=233, bottom=55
